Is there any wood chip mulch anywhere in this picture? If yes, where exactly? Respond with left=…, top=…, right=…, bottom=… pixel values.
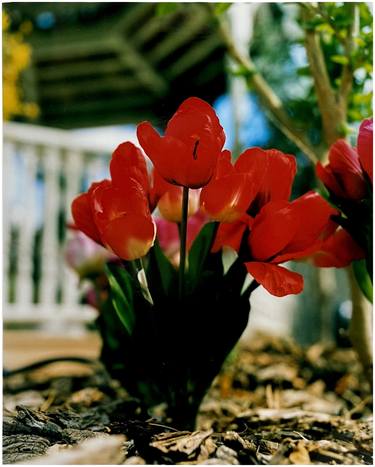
left=3, top=334, right=373, bottom=464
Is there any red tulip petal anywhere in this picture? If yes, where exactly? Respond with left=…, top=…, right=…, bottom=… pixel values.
left=272, top=191, right=338, bottom=263
left=200, top=173, right=256, bottom=222
left=110, top=141, right=149, bottom=193
left=313, top=228, right=365, bottom=267
left=211, top=217, right=249, bottom=253
left=71, top=192, right=102, bottom=244
left=329, top=140, right=366, bottom=199
left=91, top=179, right=149, bottom=233
left=235, top=147, right=296, bottom=208
left=137, top=121, right=164, bottom=172
left=101, top=213, right=156, bottom=261
left=316, top=162, right=346, bottom=198
left=138, top=98, right=224, bottom=189
left=215, top=150, right=235, bottom=178
left=166, top=96, right=225, bottom=149
left=249, top=201, right=299, bottom=261
left=357, top=118, right=373, bottom=182
left=245, top=261, right=304, bottom=297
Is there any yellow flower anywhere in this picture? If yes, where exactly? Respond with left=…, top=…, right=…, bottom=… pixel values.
left=3, top=10, right=39, bottom=121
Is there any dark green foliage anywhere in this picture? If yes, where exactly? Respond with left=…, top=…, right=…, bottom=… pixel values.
left=98, top=223, right=252, bottom=429
left=353, top=259, right=373, bottom=303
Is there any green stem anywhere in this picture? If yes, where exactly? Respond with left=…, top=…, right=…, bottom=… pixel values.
left=179, top=186, right=189, bottom=300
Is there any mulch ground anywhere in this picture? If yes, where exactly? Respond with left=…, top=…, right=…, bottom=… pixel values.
left=3, top=334, right=373, bottom=464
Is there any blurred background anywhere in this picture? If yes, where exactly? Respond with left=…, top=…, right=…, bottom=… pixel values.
left=3, top=3, right=373, bottom=358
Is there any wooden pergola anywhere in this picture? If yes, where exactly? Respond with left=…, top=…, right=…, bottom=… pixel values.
left=7, top=3, right=227, bottom=128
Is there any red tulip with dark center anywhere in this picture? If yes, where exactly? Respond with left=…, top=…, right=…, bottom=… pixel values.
left=137, top=97, right=225, bottom=189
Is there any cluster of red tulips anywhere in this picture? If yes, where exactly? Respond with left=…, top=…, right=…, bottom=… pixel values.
left=72, top=97, right=372, bottom=298
left=314, top=119, right=373, bottom=279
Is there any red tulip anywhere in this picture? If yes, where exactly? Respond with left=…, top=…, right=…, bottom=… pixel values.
left=316, top=139, right=367, bottom=200
left=200, top=150, right=259, bottom=222
left=72, top=176, right=156, bottom=261
left=312, top=228, right=365, bottom=268
left=137, top=97, right=225, bottom=188
left=90, top=179, right=156, bottom=261
left=150, top=169, right=200, bottom=223
left=71, top=182, right=104, bottom=245
left=245, top=191, right=338, bottom=296
left=357, top=118, right=373, bottom=182
left=210, top=148, right=297, bottom=253
left=235, top=147, right=297, bottom=212
left=201, top=147, right=296, bottom=223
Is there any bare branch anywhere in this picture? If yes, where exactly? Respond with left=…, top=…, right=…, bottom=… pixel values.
left=338, top=4, right=358, bottom=113
left=209, top=4, right=319, bottom=164
left=302, top=6, right=345, bottom=147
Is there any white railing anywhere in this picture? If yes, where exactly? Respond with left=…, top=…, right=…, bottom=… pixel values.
left=3, top=122, right=122, bottom=324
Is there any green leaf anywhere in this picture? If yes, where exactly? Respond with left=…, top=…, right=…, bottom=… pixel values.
left=188, top=222, right=218, bottom=287
left=214, top=3, right=231, bottom=15
left=229, top=64, right=256, bottom=79
left=297, top=66, right=311, bottom=77
left=331, top=54, right=350, bottom=65
left=105, top=263, right=136, bottom=335
left=353, top=260, right=373, bottom=303
left=156, top=3, right=179, bottom=16
left=147, top=241, right=177, bottom=298
left=316, top=23, right=335, bottom=35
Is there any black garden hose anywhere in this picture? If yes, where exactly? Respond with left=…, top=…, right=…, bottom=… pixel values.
left=3, top=356, right=99, bottom=378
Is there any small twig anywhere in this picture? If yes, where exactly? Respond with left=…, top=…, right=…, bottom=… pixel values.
left=146, top=421, right=179, bottom=432
left=345, top=395, right=373, bottom=419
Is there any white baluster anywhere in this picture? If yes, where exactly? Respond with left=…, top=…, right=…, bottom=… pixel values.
left=15, top=144, right=38, bottom=310
left=39, top=146, right=62, bottom=312
left=86, top=153, right=108, bottom=187
left=3, top=140, right=15, bottom=306
left=61, top=149, right=85, bottom=309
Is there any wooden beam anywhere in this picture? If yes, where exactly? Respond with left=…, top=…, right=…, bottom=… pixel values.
left=166, top=34, right=223, bottom=79
left=42, top=94, right=155, bottom=116
left=32, top=35, right=119, bottom=62
left=38, top=58, right=128, bottom=82
left=39, top=76, right=141, bottom=99
left=147, top=5, right=210, bottom=64
left=116, top=40, right=168, bottom=96
left=42, top=110, right=155, bottom=130
left=131, top=10, right=178, bottom=48
left=112, top=3, right=154, bottom=34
